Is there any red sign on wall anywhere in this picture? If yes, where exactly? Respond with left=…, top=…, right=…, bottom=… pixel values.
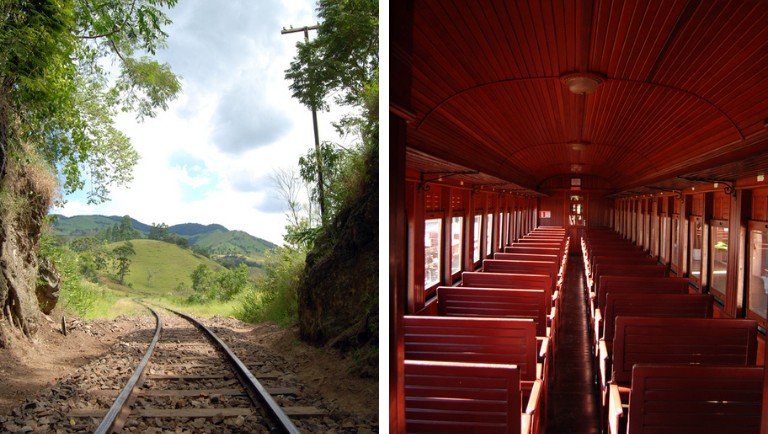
left=539, top=210, right=551, bottom=218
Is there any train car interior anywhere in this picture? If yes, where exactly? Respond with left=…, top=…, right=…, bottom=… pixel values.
left=390, top=1, right=768, bottom=433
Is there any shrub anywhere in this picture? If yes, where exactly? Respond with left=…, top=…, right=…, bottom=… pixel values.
left=236, top=246, right=304, bottom=327
left=39, top=235, right=96, bottom=316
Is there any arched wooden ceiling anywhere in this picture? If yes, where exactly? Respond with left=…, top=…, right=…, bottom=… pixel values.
left=404, top=0, right=768, bottom=196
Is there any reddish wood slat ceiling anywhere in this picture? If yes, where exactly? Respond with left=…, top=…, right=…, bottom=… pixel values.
left=404, top=0, right=768, bottom=196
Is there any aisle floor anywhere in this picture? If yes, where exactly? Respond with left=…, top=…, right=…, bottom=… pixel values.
left=545, top=254, right=601, bottom=434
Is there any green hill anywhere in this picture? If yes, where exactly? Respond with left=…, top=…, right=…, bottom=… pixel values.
left=50, top=214, right=277, bottom=257
left=51, top=215, right=149, bottom=237
left=109, top=239, right=224, bottom=297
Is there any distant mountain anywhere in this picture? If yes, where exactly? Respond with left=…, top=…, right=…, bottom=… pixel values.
left=49, top=214, right=276, bottom=256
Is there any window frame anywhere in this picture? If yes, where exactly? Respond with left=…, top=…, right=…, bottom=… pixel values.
left=689, top=215, right=706, bottom=290
left=708, top=219, right=729, bottom=301
left=746, top=220, right=768, bottom=328
left=424, top=213, right=444, bottom=296
left=450, top=215, right=464, bottom=281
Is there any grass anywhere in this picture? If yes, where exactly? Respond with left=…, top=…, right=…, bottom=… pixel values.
left=81, top=285, right=146, bottom=319
left=108, top=239, right=224, bottom=296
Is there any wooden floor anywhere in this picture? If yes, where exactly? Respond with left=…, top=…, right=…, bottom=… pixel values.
left=545, top=254, right=601, bottom=434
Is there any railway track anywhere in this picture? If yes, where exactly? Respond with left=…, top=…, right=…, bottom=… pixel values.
left=1, top=305, right=349, bottom=433
left=80, top=304, right=302, bottom=433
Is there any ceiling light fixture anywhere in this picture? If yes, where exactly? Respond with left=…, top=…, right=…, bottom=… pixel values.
left=560, top=72, right=605, bottom=95
left=569, top=141, right=590, bottom=151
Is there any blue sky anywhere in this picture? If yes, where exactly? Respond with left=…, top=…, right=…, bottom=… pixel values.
left=53, top=0, right=347, bottom=245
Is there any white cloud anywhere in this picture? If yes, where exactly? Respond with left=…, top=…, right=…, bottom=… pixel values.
left=53, top=0, right=332, bottom=246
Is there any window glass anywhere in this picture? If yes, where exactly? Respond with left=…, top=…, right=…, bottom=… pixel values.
left=498, top=212, right=504, bottom=249
left=690, top=218, right=703, bottom=284
left=424, top=218, right=442, bottom=289
left=486, top=213, right=493, bottom=256
left=748, top=226, right=768, bottom=320
left=451, top=216, right=463, bottom=275
left=670, top=216, right=679, bottom=268
left=473, top=215, right=482, bottom=263
left=709, top=222, right=728, bottom=297
left=660, top=216, right=670, bottom=263
left=651, top=214, right=659, bottom=256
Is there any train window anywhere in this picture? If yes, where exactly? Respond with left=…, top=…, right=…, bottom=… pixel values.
left=651, top=213, right=659, bottom=258
left=424, top=217, right=442, bottom=289
left=498, top=211, right=504, bottom=249
left=747, top=221, right=768, bottom=324
left=486, top=213, right=493, bottom=256
left=689, top=216, right=705, bottom=288
left=660, top=215, right=670, bottom=264
left=473, top=215, right=482, bottom=263
left=670, top=216, right=680, bottom=271
left=709, top=220, right=728, bottom=300
left=451, top=216, right=462, bottom=276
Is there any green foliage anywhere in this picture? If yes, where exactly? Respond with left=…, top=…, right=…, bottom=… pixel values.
left=112, top=241, right=135, bottom=284
left=236, top=246, right=304, bottom=327
left=188, top=263, right=250, bottom=303
left=281, top=0, right=378, bottom=248
left=0, top=0, right=181, bottom=204
left=38, top=234, right=96, bottom=316
left=285, top=0, right=378, bottom=110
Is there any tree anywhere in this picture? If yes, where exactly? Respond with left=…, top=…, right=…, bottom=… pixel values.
left=112, top=241, right=135, bottom=284
left=284, top=0, right=379, bottom=233
left=285, top=0, right=378, bottom=111
left=148, top=222, right=170, bottom=240
left=1, top=0, right=181, bottom=203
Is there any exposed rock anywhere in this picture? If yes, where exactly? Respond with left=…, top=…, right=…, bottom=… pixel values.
left=296, top=147, right=378, bottom=377
left=0, top=137, right=57, bottom=346
left=35, top=258, right=59, bottom=315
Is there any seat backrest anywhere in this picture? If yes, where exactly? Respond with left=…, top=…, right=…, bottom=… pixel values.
left=437, top=286, right=548, bottom=336
left=627, top=364, right=763, bottom=434
left=504, top=246, right=562, bottom=256
left=405, top=360, right=522, bottom=434
left=494, top=252, right=559, bottom=263
left=594, top=264, right=668, bottom=292
left=598, top=275, right=688, bottom=313
left=461, top=272, right=553, bottom=305
left=602, top=293, right=713, bottom=342
left=404, top=315, right=538, bottom=381
left=482, top=259, right=558, bottom=277
left=612, top=317, right=758, bottom=384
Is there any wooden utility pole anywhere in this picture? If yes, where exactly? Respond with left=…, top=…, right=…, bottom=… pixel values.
left=281, top=24, right=326, bottom=222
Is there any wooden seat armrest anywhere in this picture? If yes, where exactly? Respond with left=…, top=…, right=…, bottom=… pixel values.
left=608, top=383, right=624, bottom=434
left=537, top=336, right=550, bottom=360
left=524, top=379, right=543, bottom=416
left=599, top=339, right=609, bottom=389
left=594, top=309, right=602, bottom=346
left=548, top=307, right=557, bottom=322
left=521, top=414, right=532, bottom=434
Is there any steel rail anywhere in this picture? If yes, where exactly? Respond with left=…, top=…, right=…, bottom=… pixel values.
left=94, top=305, right=162, bottom=434
left=167, top=308, right=301, bottom=434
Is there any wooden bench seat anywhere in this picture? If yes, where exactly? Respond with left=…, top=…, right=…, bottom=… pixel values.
left=608, top=364, right=763, bottom=434
left=601, top=316, right=758, bottom=431
left=590, top=263, right=668, bottom=298
left=404, top=315, right=546, bottom=433
left=405, top=360, right=542, bottom=434
left=596, top=293, right=714, bottom=390
left=593, top=276, right=689, bottom=323
left=462, top=272, right=555, bottom=309
left=437, top=286, right=551, bottom=338
left=586, top=254, right=657, bottom=282
left=482, top=260, right=562, bottom=302
left=404, top=315, right=542, bottom=382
